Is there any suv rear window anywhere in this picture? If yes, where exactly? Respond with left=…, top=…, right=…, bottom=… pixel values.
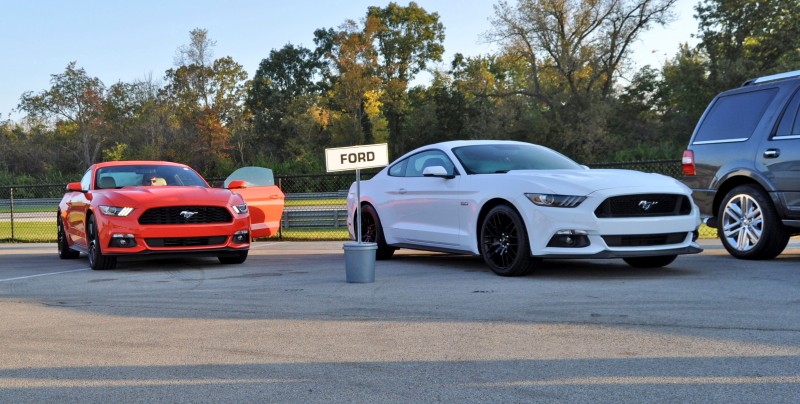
left=693, top=88, right=778, bottom=144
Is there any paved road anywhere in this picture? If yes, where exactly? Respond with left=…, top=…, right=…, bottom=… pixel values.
left=0, top=239, right=798, bottom=403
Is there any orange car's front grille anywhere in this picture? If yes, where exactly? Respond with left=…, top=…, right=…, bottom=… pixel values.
left=138, top=206, right=232, bottom=225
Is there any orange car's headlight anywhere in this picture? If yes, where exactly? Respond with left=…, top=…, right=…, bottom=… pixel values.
left=231, top=203, right=248, bottom=214
left=99, top=205, right=134, bottom=217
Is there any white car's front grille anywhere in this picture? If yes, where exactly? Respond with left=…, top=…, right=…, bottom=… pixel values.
left=594, top=194, right=691, bottom=218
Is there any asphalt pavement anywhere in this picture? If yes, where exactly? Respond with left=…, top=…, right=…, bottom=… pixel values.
left=0, top=238, right=798, bottom=403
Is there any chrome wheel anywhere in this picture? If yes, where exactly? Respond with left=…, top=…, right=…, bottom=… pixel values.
left=717, top=185, right=789, bottom=260
left=721, top=193, right=761, bottom=252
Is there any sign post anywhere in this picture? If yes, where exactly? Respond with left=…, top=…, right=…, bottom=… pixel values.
left=324, top=144, right=389, bottom=283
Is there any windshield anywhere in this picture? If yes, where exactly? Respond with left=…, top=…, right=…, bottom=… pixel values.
left=452, top=143, right=582, bottom=174
left=95, top=165, right=209, bottom=189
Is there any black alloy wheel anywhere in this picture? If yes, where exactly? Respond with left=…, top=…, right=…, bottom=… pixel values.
left=57, top=213, right=80, bottom=259
left=87, top=215, right=117, bottom=270
left=480, top=204, right=535, bottom=276
left=359, top=204, right=395, bottom=260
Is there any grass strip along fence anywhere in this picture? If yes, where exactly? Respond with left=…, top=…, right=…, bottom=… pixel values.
left=1, top=159, right=717, bottom=242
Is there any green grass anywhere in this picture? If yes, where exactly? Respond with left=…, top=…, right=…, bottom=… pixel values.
left=0, top=221, right=57, bottom=242
left=0, top=206, right=55, bottom=214
left=283, top=199, right=346, bottom=207
left=0, top=220, right=720, bottom=244
left=0, top=221, right=351, bottom=243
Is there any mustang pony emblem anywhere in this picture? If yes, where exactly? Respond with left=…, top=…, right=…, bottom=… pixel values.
left=638, top=200, right=659, bottom=211
left=179, top=211, right=199, bottom=219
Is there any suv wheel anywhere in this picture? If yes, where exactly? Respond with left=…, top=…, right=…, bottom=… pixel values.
left=718, top=185, right=790, bottom=259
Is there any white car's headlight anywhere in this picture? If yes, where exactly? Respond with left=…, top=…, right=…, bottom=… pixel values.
left=232, top=203, right=248, bottom=214
left=99, top=205, right=134, bottom=216
left=526, top=194, right=586, bottom=208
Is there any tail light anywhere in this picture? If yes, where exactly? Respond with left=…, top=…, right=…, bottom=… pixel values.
left=682, top=150, right=696, bottom=176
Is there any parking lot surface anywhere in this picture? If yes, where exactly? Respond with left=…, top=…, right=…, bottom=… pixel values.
left=1, top=239, right=799, bottom=403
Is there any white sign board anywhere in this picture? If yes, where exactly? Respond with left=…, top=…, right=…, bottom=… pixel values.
left=325, top=143, right=389, bottom=172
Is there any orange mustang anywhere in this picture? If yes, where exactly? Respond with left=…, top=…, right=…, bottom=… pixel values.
left=57, top=161, right=284, bottom=270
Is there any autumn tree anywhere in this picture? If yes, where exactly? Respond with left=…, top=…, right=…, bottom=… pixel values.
left=368, top=2, right=445, bottom=156
left=315, top=17, right=385, bottom=146
left=163, top=29, right=249, bottom=175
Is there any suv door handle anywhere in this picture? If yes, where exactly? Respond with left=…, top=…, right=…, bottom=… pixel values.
left=763, top=149, right=780, bottom=158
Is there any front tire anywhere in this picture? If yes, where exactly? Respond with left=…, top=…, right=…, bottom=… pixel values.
left=480, top=204, right=535, bottom=276
left=219, top=250, right=248, bottom=264
left=623, top=255, right=677, bottom=268
left=718, top=185, right=789, bottom=260
left=87, top=215, right=116, bottom=270
left=359, top=204, right=395, bottom=260
left=57, top=213, right=80, bottom=259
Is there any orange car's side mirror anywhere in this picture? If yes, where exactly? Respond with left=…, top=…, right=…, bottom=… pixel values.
left=66, top=182, right=83, bottom=192
left=227, top=180, right=248, bottom=189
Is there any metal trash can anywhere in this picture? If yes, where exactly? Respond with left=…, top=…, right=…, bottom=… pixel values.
left=343, top=242, right=377, bottom=283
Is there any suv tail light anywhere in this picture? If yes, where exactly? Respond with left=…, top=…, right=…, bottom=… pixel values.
left=682, top=150, right=696, bottom=176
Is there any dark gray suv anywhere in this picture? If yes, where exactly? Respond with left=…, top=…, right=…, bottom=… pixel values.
left=682, top=70, right=800, bottom=259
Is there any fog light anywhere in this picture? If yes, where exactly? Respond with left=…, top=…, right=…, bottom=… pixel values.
left=233, top=230, right=250, bottom=243
left=547, top=230, right=590, bottom=248
left=111, top=233, right=137, bottom=248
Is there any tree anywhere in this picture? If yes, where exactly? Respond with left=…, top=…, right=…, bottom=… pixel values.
left=367, top=2, right=445, bottom=156
left=247, top=44, right=326, bottom=162
left=695, top=0, right=800, bottom=91
left=18, top=61, right=106, bottom=168
left=163, top=29, right=250, bottom=174
left=315, top=18, right=384, bottom=146
left=489, top=0, right=677, bottom=160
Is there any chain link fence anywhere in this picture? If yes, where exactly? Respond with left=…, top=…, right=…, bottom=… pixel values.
left=1, top=159, right=716, bottom=242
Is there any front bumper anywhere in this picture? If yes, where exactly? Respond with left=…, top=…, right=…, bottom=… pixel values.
left=96, top=214, right=251, bottom=255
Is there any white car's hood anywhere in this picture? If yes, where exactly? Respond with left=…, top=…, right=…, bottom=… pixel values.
left=506, top=169, right=689, bottom=195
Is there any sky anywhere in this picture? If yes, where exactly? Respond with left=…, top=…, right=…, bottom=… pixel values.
left=0, top=0, right=699, bottom=121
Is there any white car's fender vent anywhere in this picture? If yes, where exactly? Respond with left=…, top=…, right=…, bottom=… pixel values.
left=139, top=206, right=232, bottom=224
left=145, top=236, right=228, bottom=247
left=594, top=194, right=691, bottom=218
left=603, top=232, right=688, bottom=247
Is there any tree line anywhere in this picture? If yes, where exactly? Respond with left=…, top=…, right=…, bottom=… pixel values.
left=1, top=0, right=798, bottom=184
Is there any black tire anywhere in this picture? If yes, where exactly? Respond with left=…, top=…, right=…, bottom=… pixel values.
left=57, top=213, right=80, bottom=259
left=219, top=250, right=248, bottom=264
left=717, top=184, right=790, bottom=260
left=623, top=255, right=677, bottom=268
left=359, top=204, right=395, bottom=260
left=480, top=204, right=535, bottom=276
left=87, top=215, right=116, bottom=270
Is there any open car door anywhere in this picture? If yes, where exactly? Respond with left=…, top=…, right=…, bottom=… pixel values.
left=224, top=167, right=285, bottom=239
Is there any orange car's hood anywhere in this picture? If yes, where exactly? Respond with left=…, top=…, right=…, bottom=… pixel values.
left=94, top=186, right=241, bottom=207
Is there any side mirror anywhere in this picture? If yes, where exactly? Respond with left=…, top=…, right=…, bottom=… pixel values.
left=422, top=166, right=455, bottom=179
left=66, top=182, right=83, bottom=192
left=227, top=180, right=248, bottom=189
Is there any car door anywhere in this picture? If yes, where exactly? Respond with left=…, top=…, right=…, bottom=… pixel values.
left=64, top=168, right=94, bottom=249
left=760, top=87, right=800, bottom=212
left=379, top=150, right=463, bottom=248
left=224, top=167, right=285, bottom=238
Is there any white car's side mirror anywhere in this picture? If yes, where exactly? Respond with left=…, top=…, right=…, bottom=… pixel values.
left=423, top=166, right=454, bottom=179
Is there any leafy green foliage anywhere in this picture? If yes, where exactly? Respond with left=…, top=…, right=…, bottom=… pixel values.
left=2, top=1, right=798, bottom=181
